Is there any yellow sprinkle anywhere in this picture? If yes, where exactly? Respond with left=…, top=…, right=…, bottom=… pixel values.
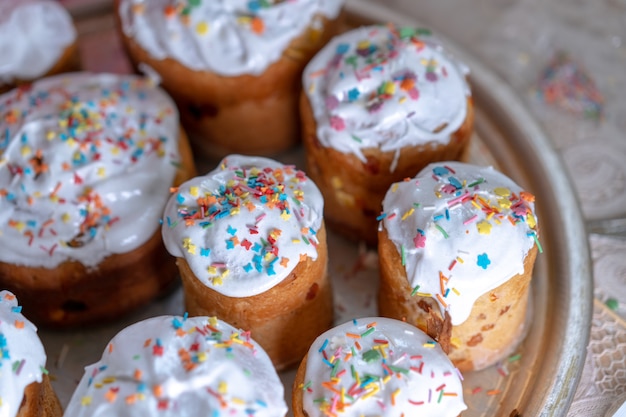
left=46, top=131, right=56, bottom=140
left=196, top=21, right=209, bottom=35
left=398, top=96, right=407, bottom=103
left=357, top=40, right=371, bottom=49
left=102, top=377, right=116, bottom=384
left=308, top=82, right=316, bottom=94
left=80, top=396, right=92, bottom=406
left=230, top=207, right=240, bottom=216
left=452, top=287, right=460, bottom=295
left=391, top=183, right=400, bottom=193
left=111, top=147, right=120, bottom=155
left=97, top=167, right=106, bottom=177
left=190, top=186, right=199, bottom=197
left=197, top=352, right=207, bottom=362
left=218, top=381, right=228, bottom=394
left=494, top=187, right=511, bottom=197
left=232, top=397, right=246, bottom=405
left=401, top=208, right=414, bottom=220
left=209, top=316, right=218, bottom=326
left=280, top=210, right=291, bottom=220
left=497, top=197, right=512, bottom=209
left=416, top=292, right=432, bottom=297
left=384, top=81, right=396, bottom=95
left=527, top=213, right=537, bottom=228
left=456, top=256, right=464, bottom=264
left=331, top=176, right=343, bottom=189
left=212, top=276, right=223, bottom=286
left=207, top=266, right=217, bottom=275
left=450, top=337, right=461, bottom=349
left=20, top=146, right=31, bottom=157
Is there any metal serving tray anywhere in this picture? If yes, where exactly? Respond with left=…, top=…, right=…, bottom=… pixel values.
left=40, top=1, right=593, bottom=415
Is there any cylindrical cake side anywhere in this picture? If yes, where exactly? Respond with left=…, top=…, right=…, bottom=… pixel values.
left=301, top=92, right=474, bottom=245
left=178, top=223, right=333, bottom=371
left=378, top=226, right=538, bottom=371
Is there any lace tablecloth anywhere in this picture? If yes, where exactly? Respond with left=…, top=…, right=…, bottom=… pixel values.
left=381, top=0, right=626, bottom=415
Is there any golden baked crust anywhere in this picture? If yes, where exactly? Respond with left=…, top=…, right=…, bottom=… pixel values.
left=0, top=41, right=81, bottom=95
left=16, top=375, right=63, bottom=417
left=178, top=224, right=333, bottom=371
left=301, top=92, right=475, bottom=246
left=291, top=354, right=309, bottom=417
left=0, top=128, right=196, bottom=328
left=116, top=1, right=345, bottom=158
left=377, top=227, right=538, bottom=371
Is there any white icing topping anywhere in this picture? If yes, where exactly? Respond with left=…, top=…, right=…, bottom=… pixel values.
left=302, top=317, right=466, bottom=417
left=0, top=72, right=181, bottom=268
left=64, top=315, right=288, bottom=417
left=303, top=24, right=470, bottom=163
left=0, top=291, right=47, bottom=417
left=381, top=162, right=539, bottom=325
left=162, top=155, right=324, bottom=297
left=0, top=0, right=76, bottom=84
left=118, top=0, right=344, bottom=76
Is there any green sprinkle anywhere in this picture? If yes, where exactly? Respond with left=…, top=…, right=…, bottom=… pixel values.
left=435, top=224, right=449, bottom=238
left=468, top=178, right=485, bottom=188
left=351, top=134, right=362, bottom=143
left=438, top=389, right=444, bottom=403
left=330, top=359, right=341, bottom=378
left=411, top=285, right=420, bottom=296
left=361, top=327, right=375, bottom=338
left=301, top=381, right=312, bottom=391
left=413, top=203, right=421, bottom=208
left=530, top=232, right=543, bottom=253
left=362, top=349, right=381, bottom=363
left=605, top=298, right=619, bottom=311
left=508, top=353, right=522, bottom=362
left=388, top=365, right=410, bottom=374
left=401, top=244, right=406, bottom=266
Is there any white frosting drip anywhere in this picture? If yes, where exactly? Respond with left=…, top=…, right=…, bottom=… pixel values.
left=64, top=315, right=288, bottom=417
left=0, top=72, right=181, bottom=268
left=303, top=24, right=470, bottom=163
left=0, top=291, right=47, bottom=417
left=162, top=155, right=324, bottom=297
left=381, top=162, right=539, bottom=325
left=0, top=0, right=76, bottom=84
left=118, top=0, right=344, bottom=76
left=302, top=317, right=467, bottom=417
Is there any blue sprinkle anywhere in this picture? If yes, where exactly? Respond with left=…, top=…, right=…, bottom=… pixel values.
left=336, top=43, right=350, bottom=54
left=477, top=253, right=491, bottom=269
left=433, top=166, right=450, bottom=177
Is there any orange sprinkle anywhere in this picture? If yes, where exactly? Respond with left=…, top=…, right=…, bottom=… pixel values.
left=250, top=17, right=264, bottom=34
left=163, top=5, right=176, bottom=18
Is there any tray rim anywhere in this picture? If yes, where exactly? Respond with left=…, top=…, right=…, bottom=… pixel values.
left=343, top=0, right=593, bottom=415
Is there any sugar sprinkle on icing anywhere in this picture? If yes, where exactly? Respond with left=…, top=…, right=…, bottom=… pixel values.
left=119, top=0, right=344, bottom=76
left=63, top=315, right=288, bottom=417
left=162, top=155, right=324, bottom=297
left=301, top=317, right=466, bottom=416
left=0, top=290, right=47, bottom=417
left=381, top=162, right=539, bottom=325
left=303, top=24, right=470, bottom=162
left=0, top=72, right=181, bottom=268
